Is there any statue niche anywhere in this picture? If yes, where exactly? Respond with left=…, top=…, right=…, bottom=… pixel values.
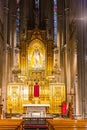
left=28, top=40, right=45, bottom=70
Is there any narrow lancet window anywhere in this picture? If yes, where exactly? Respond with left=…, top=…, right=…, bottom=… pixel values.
left=16, top=0, right=20, bottom=47
left=53, top=0, right=57, bottom=47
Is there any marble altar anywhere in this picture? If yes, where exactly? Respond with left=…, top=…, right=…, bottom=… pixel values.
left=23, top=104, right=50, bottom=117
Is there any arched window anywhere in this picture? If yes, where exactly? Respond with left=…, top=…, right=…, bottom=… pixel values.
left=35, top=0, right=39, bottom=9
left=16, top=0, right=20, bottom=47
left=53, top=0, right=57, bottom=47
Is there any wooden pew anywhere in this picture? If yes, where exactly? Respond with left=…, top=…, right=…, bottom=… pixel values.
left=46, top=119, right=87, bottom=130
left=0, top=119, right=24, bottom=130
left=0, top=126, right=18, bottom=130
left=53, top=123, right=87, bottom=130
left=53, top=126, right=87, bottom=130
left=47, top=119, right=75, bottom=129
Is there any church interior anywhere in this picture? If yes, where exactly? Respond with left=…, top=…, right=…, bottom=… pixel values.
left=0, top=0, right=87, bottom=129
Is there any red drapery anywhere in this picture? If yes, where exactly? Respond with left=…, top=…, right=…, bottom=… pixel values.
left=34, top=84, right=39, bottom=97
left=61, top=102, right=67, bottom=115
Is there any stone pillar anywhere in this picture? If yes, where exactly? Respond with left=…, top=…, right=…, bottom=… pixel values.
left=45, top=18, right=50, bottom=40
left=2, top=0, right=9, bottom=113
left=74, top=75, right=80, bottom=118
left=54, top=47, right=58, bottom=67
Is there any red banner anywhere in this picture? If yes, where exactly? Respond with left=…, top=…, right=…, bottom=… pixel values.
left=34, top=84, right=39, bottom=97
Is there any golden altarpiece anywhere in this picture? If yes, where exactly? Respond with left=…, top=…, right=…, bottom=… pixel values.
left=7, top=26, right=65, bottom=114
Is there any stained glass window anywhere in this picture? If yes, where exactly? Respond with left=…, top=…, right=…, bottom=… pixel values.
left=54, top=0, right=57, bottom=47
left=35, top=0, right=39, bottom=9
left=16, top=0, right=20, bottom=47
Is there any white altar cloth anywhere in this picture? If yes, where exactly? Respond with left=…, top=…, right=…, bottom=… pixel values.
left=23, top=104, right=50, bottom=107
left=23, top=104, right=50, bottom=117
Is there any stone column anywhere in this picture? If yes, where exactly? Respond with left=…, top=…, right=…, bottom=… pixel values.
left=74, top=75, right=80, bottom=118
left=2, top=0, right=9, bottom=113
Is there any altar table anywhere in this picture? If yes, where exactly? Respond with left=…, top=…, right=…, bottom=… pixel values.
left=23, top=104, right=50, bottom=117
